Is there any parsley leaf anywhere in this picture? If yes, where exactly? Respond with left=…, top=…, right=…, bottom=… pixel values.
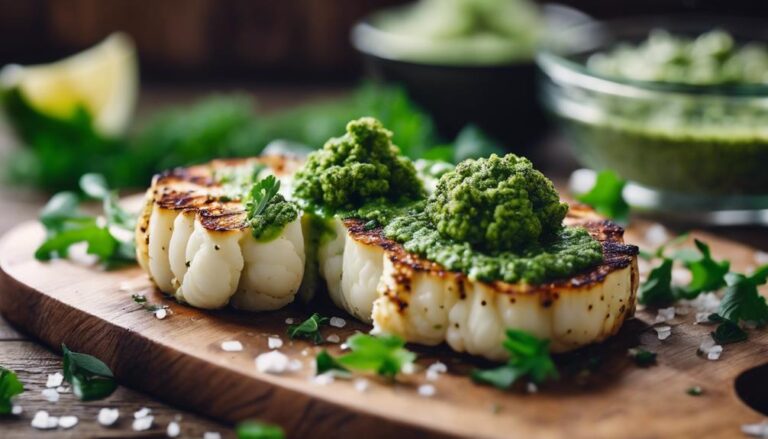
left=287, top=313, right=329, bottom=344
left=576, top=169, right=630, bottom=223
left=678, top=240, right=730, bottom=298
left=315, top=334, right=416, bottom=380
left=718, top=267, right=768, bottom=326
left=246, top=175, right=280, bottom=217
left=711, top=318, right=748, bottom=344
left=236, top=420, right=286, bottom=439
left=61, top=344, right=117, bottom=401
left=638, top=258, right=677, bottom=307
left=629, top=348, right=657, bottom=367
left=0, top=366, right=24, bottom=414
left=472, top=329, right=558, bottom=390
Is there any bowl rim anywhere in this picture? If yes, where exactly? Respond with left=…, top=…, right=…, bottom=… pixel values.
left=537, top=14, right=768, bottom=97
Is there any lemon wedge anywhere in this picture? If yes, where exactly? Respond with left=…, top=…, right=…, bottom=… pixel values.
left=0, top=33, right=138, bottom=137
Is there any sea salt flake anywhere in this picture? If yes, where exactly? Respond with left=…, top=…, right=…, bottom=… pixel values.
left=526, top=382, right=538, bottom=394
left=204, top=432, right=222, bottom=439
left=134, top=407, right=152, bottom=419
left=742, top=421, right=768, bottom=437
left=699, top=338, right=716, bottom=353
left=426, top=361, right=447, bottom=381
left=155, top=308, right=168, bottom=320
left=329, top=317, right=347, bottom=328
left=695, top=312, right=712, bottom=324
left=354, top=378, right=370, bottom=393
left=167, top=421, right=181, bottom=437
left=755, top=251, right=768, bottom=265
left=288, top=359, right=303, bottom=372
left=56, top=386, right=70, bottom=393
left=58, top=415, right=78, bottom=429
left=285, top=318, right=295, bottom=325
left=42, top=388, right=60, bottom=402
left=401, top=362, right=416, bottom=375
left=313, top=372, right=335, bottom=386
left=707, top=345, right=723, bottom=361
left=644, top=224, right=670, bottom=247
left=98, top=408, right=119, bottom=426
left=326, top=334, right=341, bottom=344
left=653, top=325, right=672, bottom=340
left=221, top=340, right=243, bottom=352
left=31, top=411, right=58, bottom=430
left=654, top=307, right=676, bottom=324
left=418, top=384, right=436, bottom=397
left=340, top=343, right=349, bottom=351
left=268, top=337, right=283, bottom=349
left=132, top=415, right=154, bottom=431
left=255, top=350, right=290, bottom=374
left=11, top=405, right=22, bottom=415
left=46, top=372, right=64, bottom=388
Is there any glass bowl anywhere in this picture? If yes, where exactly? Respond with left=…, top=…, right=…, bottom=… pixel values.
left=537, top=16, right=768, bottom=220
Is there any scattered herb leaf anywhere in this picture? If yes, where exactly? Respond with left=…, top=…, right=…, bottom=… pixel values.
left=638, top=258, right=677, bottom=307
left=61, top=344, right=117, bottom=401
left=236, top=420, right=286, bottom=439
left=576, top=169, right=630, bottom=223
left=629, top=348, right=657, bottom=367
left=0, top=366, right=24, bottom=414
left=687, top=386, right=703, bottom=396
left=131, top=294, right=147, bottom=304
left=711, top=318, right=748, bottom=344
left=245, top=175, right=281, bottom=217
left=287, top=313, right=329, bottom=344
left=678, top=240, right=730, bottom=297
left=472, top=329, right=558, bottom=390
left=316, top=334, right=416, bottom=380
left=719, top=266, right=768, bottom=326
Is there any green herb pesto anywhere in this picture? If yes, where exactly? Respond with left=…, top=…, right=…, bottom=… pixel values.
left=243, top=176, right=299, bottom=242
left=293, top=117, right=423, bottom=214
left=383, top=154, right=603, bottom=284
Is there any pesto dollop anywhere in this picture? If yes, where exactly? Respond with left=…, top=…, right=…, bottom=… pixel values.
left=247, top=194, right=298, bottom=242
left=293, top=117, right=423, bottom=213
left=427, top=154, right=568, bottom=251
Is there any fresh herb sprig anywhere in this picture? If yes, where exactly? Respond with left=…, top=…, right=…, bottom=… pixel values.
left=35, top=173, right=136, bottom=266
left=287, top=313, right=329, bottom=344
left=629, top=348, right=657, bottom=367
left=0, top=366, right=24, bottom=414
left=576, top=169, right=630, bottom=223
left=246, top=175, right=280, bottom=218
left=472, top=329, right=558, bottom=390
left=61, top=344, right=117, bottom=401
left=315, top=334, right=416, bottom=380
left=236, top=420, right=285, bottom=439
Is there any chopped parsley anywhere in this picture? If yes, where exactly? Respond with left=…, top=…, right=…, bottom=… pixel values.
left=576, top=169, right=629, bottom=223
left=638, top=258, right=677, bottom=307
left=0, top=366, right=23, bottom=414
left=61, top=344, right=117, bottom=401
left=315, top=334, right=416, bottom=380
left=287, top=313, right=329, bottom=344
left=236, top=420, right=285, bottom=439
left=629, top=348, right=657, bottom=367
left=718, top=267, right=768, bottom=326
left=687, top=386, right=703, bottom=396
left=677, top=240, right=730, bottom=298
left=472, top=329, right=558, bottom=390
left=244, top=176, right=299, bottom=242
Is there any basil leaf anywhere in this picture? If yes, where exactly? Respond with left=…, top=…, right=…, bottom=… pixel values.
left=576, top=169, right=630, bottom=223
left=711, top=319, right=748, bottom=344
left=472, top=329, right=558, bottom=390
left=629, top=348, right=657, bottom=367
left=236, top=420, right=286, bottom=439
left=0, top=366, right=24, bottom=414
left=638, top=258, right=677, bottom=307
left=719, top=268, right=768, bottom=326
left=61, top=344, right=116, bottom=401
left=35, top=221, right=117, bottom=261
left=315, top=350, right=350, bottom=377
left=287, top=313, right=329, bottom=344
left=315, top=334, right=415, bottom=380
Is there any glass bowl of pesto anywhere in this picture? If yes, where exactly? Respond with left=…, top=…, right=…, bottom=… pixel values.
left=351, top=1, right=591, bottom=147
left=538, top=17, right=768, bottom=222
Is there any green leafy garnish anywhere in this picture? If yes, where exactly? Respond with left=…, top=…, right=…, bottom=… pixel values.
left=629, top=348, right=657, bottom=367
left=0, top=366, right=24, bottom=414
left=638, top=258, right=677, bottom=307
left=61, top=344, right=117, bottom=401
left=246, top=175, right=281, bottom=217
left=687, top=386, right=703, bottom=396
left=576, top=169, right=630, bottom=222
left=710, top=318, right=748, bottom=344
left=315, top=334, right=416, bottom=380
left=236, top=420, right=285, bottom=439
left=35, top=173, right=136, bottom=266
left=678, top=240, right=730, bottom=297
left=472, top=329, right=558, bottom=390
left=718, top=267, right=768, bottom=326
left=287, top=313, right=329, bottom=344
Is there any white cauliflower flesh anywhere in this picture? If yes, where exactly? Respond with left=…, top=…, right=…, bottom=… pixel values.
left=135, top=156, right=305, bottom=310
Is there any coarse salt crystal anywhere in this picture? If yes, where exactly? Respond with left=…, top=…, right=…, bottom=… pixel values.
left=326, top=334, right=341, bottom=344
left=268, top=337, right=283, bottom=349
left=401, top=362, right=416, bottom=375
left=31, top=410, right=58, bottom=430
left=46, top=372, right=64, bottom=388
left=204, top=432, right=222, bottom=439
left=755, top=251, right=768, bottom=265
left=418, top=384, right=436, bottom=397
left=98, top=408, right=119, bottom=426
left=707, top=345, right=723, bottom=361
left=699, top=338, right=716, bottom=353
left=671, top=268, right=692, bottom=286
left=644, top=224, right=670, bottom=247
left=426, top=361, right=448, bottom=381
left=132, top=416, right=154, bottom=431
left=134, top=407, right=152, bottom=419
left=653, top=325, right=672, bottom=340
left=288, top=359, right=303, bottom=372
left=654, top=307, right=676, bottom=324
left=167, top=421, right=181, bottom=437
left=526, top=383, right=538, bottom=394
left=42, top=388, right=60, bottom=402
left=255, top=350, right=290, bottom=374
left=354, top=378, right=370, bottom=393
left=329, top=317, right=346, bottom=328
left=56, top=386, right=70, bottom=393
left=58, top=415, right=78, bottom=429
left=155, top=308, right=168, bottom=320
left=695, top=312, right=711, bottom=324
left=742, top=421, right=768, bottom=437
left=340, top=343, right=349, bottom=351
left=285, top=318, right=295, bottom=325
left=221, top=340, right=243, bottom=352
left=313, top=372, right=335, bottom=386
left=686, top=293, right=721, bottom=313
left=11, top=405, right=22, bottom=415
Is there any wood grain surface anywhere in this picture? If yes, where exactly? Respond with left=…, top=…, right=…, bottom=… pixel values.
left=1, top=219, right=767, bottom=439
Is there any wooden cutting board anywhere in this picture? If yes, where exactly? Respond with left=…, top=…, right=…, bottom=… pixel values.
left=0, top=219, right=766, bottom=439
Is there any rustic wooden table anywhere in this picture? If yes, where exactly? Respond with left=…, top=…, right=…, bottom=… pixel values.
left=0, top=85, right=766, bottom=438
